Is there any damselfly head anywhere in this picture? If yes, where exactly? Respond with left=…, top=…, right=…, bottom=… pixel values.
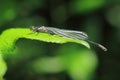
left=30, top=26, right=47, bottom=32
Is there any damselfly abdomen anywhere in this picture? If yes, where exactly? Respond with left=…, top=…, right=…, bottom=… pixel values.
left=30, top=26, right=107, bottom=51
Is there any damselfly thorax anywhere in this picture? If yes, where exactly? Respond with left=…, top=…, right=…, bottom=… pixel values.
left=30, top=26, right=107, bottom=51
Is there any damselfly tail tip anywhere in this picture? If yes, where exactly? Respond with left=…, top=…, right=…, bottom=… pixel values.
left=86, top=40, right=107, bottom=52
left=98, top=44, right=107, bottom=51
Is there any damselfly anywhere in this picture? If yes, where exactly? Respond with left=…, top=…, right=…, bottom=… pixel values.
left=30, top=26, right=107, bottom=51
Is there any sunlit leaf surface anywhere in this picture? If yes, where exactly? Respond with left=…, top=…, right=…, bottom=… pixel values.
left=0, top=28, right=90, bottom=54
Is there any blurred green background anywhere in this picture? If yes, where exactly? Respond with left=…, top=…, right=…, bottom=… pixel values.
left=0, top=0, right=120, bottom=80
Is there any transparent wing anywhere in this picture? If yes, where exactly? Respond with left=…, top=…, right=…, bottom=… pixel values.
left=46, top=27, right=88, bottom=40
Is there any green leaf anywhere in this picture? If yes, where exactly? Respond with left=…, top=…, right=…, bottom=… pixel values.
left=0, top=54, right=7, bottom=80
left=0, top=28, right=90, bottom=54
left=0, top=28, right=90, bottom=79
